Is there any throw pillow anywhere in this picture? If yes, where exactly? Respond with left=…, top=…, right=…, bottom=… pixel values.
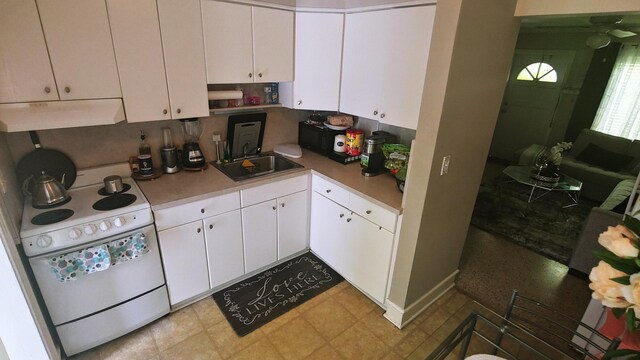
left=576, top=143, right=634, bottom=172
left=601, top=179, right=635, bottom=214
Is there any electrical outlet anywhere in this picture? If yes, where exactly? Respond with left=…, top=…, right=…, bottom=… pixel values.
left=440, top=155, right=451, bottom=175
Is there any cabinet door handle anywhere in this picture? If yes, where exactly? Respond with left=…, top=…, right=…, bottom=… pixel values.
left=249, top=73, right=253, bottom=78
left=197, top=228, right=201, bottom=233
left=163, top=109, right=168, bottom=115
left=326, top=189, right=331, bottom=193
left=281, top=203, right=285, bottom=207
left=366, top=210, right=372, bottom=214
left=200, top=209, right=205, bottom=214
left=209, top=224, right=213, bottom=230
left=346, top=218, right=352, bottom=222
left=373, top=110, right=378, bottom=116
left=258, top=73, right=263, bottom=78
left=177, top=108, right=181, bottom=114
left=339, top=214, right=344, bottom=218
left=380, top=113, right=386, bottom=119
left=272, top=206, right=276, bottom=210
left=297, top=100, right=302, bottom=105
left=64, top=86, right=71, bottom=93
left=44, top=86, right=51, bottom=93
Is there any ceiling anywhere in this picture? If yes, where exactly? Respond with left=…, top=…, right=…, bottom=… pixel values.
left=520, top=14, right=640, bottom=34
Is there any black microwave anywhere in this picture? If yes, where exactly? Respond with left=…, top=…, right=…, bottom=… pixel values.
left=298, top=121, right=345, bottom=156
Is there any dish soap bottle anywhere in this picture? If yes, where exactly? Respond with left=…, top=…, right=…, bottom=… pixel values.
left=138, top=130, right=153, bottom=176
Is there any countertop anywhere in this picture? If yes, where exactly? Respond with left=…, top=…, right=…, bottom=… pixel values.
left=136, top=149, right=404, bottom=213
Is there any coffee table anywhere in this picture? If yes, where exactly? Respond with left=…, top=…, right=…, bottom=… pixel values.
left=502, top=165, right=582, bottom=213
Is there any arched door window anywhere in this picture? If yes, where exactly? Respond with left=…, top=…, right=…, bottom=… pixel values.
left=516, top=62, right=558, bottom=83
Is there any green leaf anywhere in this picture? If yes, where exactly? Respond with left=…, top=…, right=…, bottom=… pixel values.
left=635, top=257, right=640, bottom=268
left=594, top=249, right=640, bottom=274
left=624, top=217, right=640, bottom=238
left=612, top=275, right=631, bottom=285
left=613, top=307, right=626, bottom=319
left=628, top=308, right=637, bottom=332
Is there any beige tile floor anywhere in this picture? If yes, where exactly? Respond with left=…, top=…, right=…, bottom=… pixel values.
left=70, top=282, right=486, bottom=360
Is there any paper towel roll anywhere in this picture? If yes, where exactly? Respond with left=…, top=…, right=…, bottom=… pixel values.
left=207, top=90, right=243, bottom=101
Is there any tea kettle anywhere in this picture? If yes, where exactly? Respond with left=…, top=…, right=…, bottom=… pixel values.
left=26, top=171, right=70, bottom=208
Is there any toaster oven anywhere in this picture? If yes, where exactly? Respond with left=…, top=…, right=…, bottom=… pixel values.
left=298, top=121, right=345, bottom=156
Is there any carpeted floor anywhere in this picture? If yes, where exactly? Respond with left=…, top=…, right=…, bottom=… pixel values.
left=470, top=176, right=598, bottom=265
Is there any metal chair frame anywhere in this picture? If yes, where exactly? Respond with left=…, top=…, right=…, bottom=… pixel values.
left=426, top=290, right=621, bottom=360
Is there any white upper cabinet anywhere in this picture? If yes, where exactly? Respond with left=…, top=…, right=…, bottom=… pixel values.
left=286, top=12, right=344, bottom=111
left=202, top=1, right=254, bottom=84
left=252, top=7, right=294, bottom=83
left=0, top=0, right=58, bottom=103
left=156, top=0, right=209, bottom=119
left=202, top=1, right=294, bottom=84
left=36, top=0, right=121, bottom=100
left=107, top=0, right=171, bottom=122
left=340, top=6, right=435, bottom=130
left=108, top=0, right=208, bottom=122
left=340, top=9, right=387, bottom=121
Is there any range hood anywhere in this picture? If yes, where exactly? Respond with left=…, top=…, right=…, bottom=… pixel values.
left=0, top=99, right=126, bottom=132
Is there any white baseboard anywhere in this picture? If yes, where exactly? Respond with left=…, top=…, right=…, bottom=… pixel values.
left=383, top=270, right=459, bottom=329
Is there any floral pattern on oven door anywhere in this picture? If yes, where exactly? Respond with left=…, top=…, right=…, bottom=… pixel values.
left=49, top=233, right=150, bottom=282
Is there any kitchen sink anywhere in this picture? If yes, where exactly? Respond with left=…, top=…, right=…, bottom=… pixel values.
left=211, top=153, right=303, bottom=181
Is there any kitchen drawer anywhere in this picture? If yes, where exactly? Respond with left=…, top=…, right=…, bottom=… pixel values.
left=349, top=192, right=397, bottom=232
left=154, top=191, right=240, bottom=231
left=241, top=174, right=308, bottom=207
left=312, top=175, right=349, bottom=205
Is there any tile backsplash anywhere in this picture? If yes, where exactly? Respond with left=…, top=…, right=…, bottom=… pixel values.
left=6, top=108, right=309, bottom=170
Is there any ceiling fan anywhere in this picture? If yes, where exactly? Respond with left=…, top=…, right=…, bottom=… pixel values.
left=530, top=15, right=639, bottom=49
left=585, top=15, right=638, bottom=49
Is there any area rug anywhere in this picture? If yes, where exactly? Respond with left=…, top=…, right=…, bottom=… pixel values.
left=212, top=252, right=343, bottom=336
left=470, top=177, right=599, bottom=265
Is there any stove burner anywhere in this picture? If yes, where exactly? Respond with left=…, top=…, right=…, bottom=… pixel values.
left=31, top=209, right=74, bottom=225
left=97, top=183, right=131, bottom=196
left=92, top=194, right=137, bottom=211
left=33, top=196, right=72, bottom=210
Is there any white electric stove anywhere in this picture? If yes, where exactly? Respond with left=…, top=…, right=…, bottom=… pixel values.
left=20, top=163, right=169, bottom=356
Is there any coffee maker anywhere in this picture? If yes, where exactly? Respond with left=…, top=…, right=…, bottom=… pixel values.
left=160, top=127, right=179, bottom=174
left=361, top=131, right=396, bottom=177
left=180, top=118, right=206, bottom=170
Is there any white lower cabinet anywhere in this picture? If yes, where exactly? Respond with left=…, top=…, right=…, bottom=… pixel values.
left=346, top=213, right=394, bottom=302
left=310, top=176, right=396, bottom=304
left=278, top=190, right=309, bottom=260
left=204, top=210, right=244, bottom=289
left=155, top=175, right=311, bottom=306
left=310, top=191, right=348, bottom=273
left=242, top=200, right=278, bottom=273
left=157, top=221, right=209, bottom=305
left=240, top=175, right=310, bottom=273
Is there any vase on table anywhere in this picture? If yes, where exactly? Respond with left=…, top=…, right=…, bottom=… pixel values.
left=599, top=308, right=640, bottom=351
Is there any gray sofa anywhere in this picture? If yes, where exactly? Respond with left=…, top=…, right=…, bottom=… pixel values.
left=560, top=129, right=640, bottom=202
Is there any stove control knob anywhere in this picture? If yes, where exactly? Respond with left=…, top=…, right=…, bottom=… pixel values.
left=99, top=220, right=111, bottom=231
left=36, top=235, right=52, bottom=248
left=114, top=217, right=126, bottom=228
left=68, top=228, right=82, bottom=240
left=84, top=224, right=97, bottom=235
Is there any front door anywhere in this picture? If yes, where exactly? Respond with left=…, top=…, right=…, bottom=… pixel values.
left=490, top=50, right=575, bottom=161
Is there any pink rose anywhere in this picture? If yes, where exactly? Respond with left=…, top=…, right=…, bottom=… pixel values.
left=589, top=261, right=631, bottom=308
left=598, top=225, right=639, bottom=258
left=622, top=274, right=640, bottom=314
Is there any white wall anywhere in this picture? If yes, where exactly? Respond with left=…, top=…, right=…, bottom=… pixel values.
left=0, top=234, right=51, bottom=360
left=387, top=0, right=520, bottom=311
